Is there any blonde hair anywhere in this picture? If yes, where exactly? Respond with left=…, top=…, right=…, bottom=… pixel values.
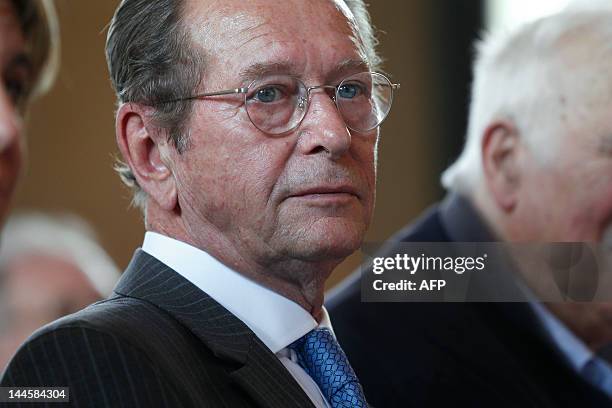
left=11, top=0, right=60, bottom=105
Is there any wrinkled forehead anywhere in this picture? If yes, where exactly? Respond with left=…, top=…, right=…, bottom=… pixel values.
left=184, top=0, right=366, bottom=78
left=548, top=19, right=612, bottom=96
left=185, top=0, right=359, bottom=38
left=552, top=35, right=612, bottom=141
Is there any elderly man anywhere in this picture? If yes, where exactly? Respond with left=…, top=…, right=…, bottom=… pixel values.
left=0, top=0, right=57, bottom=225
left=329, top=6, right=612, bottom=408
left=2, top=0, right=398, bottom=407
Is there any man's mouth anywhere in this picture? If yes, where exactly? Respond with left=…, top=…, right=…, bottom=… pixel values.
left=286, top=185, right=360, bottom=204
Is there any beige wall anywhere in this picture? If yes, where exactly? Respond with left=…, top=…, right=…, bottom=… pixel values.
left=13, top=1, right=443, bottom=289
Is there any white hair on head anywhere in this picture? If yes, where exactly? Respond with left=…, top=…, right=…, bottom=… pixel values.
left=0, top=212, right=121, bottom=297
left=565, top=0, right=612, bottom=12
left=442, top=4, right=612, bottom=194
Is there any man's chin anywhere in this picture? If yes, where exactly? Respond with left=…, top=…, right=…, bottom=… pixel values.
left=295, top=243, right=360, bottom=264
left=280, top=220, right=367, bottom=263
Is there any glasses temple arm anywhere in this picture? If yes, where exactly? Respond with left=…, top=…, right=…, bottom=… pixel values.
left=195, top=87, right=249, bottom=97
left=161, top=87, right=249, bottom=103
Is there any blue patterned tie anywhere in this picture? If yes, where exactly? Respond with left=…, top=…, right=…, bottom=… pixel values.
left=290, top=328, right=368, bottom=407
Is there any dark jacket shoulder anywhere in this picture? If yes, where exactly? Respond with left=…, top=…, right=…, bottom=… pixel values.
left=2, top=296, right=184, bottom=407
left=328, top=197, right=611, bottom=407
left=2, top=294, right=243, bottom=408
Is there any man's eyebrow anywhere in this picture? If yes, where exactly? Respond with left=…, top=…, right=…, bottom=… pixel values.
left=237, top=58, right=370, bottom=84
left=328, top=58, right=370, bottom=79
left=238, top=60, right=298, bottom=83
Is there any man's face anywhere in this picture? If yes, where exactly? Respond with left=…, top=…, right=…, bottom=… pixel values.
left=0, top=0, right=27, bottom=224
left=172, top=0, right=377, bottom=274
left=511, top=96, right=612, bottom=244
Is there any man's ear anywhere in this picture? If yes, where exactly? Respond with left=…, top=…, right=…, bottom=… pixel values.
left=115, top=103, right=177, bottom=211
left=481, top=121, right=522, bottom=213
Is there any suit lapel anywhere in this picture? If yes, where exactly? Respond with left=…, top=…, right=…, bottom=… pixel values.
left=114, top=250, right=315, bottom=408
left=230, top=339, right=318, bottom=408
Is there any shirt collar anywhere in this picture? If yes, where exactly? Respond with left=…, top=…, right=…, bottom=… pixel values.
left=142, top=231, right=322, bottom=353
left=530, top=300, right=594, bottom=372
left=440, top=193, right=498, bottom=242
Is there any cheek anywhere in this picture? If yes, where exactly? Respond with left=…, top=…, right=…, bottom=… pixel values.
left=177, top=133, right=293, bottom=226
left=578, top=185, right=612, bottom=241
left=0, top=137, right=22, bottom=177
left=509, top=166, right=560, bottom=239
left=0, top=139, right=22, bottom=203
left=173, top=141, right=234, bottom=228
left=230, top=143, right=287, bottom=213
left=563, top=171, right=612, bottom=241
left=351, top=135, right=378, bottom=198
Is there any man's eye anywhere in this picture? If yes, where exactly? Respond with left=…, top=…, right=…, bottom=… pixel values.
left=4, top=79, right=26, bottom=105
left=253, top=86, right=283, bottom=103
left=338, top=83, right=363, bottom=99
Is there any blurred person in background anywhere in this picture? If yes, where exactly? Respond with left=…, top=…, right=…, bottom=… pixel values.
left=0, top=212, right=120, bottom=370
left=0, top=0, right=58, bottom=225
left=329, top=4, right=612, bottom=407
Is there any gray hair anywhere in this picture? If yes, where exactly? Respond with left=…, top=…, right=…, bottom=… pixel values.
left=106, top=0, right=205, bottom=210
left=442, top=4, right=612, bottom=194
left=106, top=0, right=381, bottom=213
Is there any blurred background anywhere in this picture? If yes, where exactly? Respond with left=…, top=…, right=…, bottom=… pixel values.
left=11, top=0, right=573, bottom=292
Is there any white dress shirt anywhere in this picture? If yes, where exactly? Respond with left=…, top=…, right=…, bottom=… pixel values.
left=142, top=232, right=331, bottom=408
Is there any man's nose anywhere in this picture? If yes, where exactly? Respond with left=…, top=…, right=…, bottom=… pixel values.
left=297, top=91, right=351, bottom=160
left=0, top=89, right=21, bottom=153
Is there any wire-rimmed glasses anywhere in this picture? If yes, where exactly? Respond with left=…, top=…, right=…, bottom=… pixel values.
left=170, top=71, right=400, bottom=135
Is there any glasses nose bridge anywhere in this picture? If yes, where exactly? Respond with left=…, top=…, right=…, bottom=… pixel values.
left=301, top=84, right=339, bottom=115
left=297, top=84, right=343, bottom=129
left=305, top=84, right=337, bottom=102
left=296, top=84, right=340, bottom=121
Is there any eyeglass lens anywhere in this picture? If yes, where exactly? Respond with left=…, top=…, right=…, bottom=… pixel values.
left=244, top=72, right=394, bottom=135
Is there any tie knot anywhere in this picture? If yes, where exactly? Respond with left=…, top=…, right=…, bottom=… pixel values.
left=289, top=328, right=368, bottom=407
left=290, top=328, right=334, bottom=351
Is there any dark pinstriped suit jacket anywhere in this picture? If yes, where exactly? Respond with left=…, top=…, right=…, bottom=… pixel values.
left=1, top=250, right=316, bottom=408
